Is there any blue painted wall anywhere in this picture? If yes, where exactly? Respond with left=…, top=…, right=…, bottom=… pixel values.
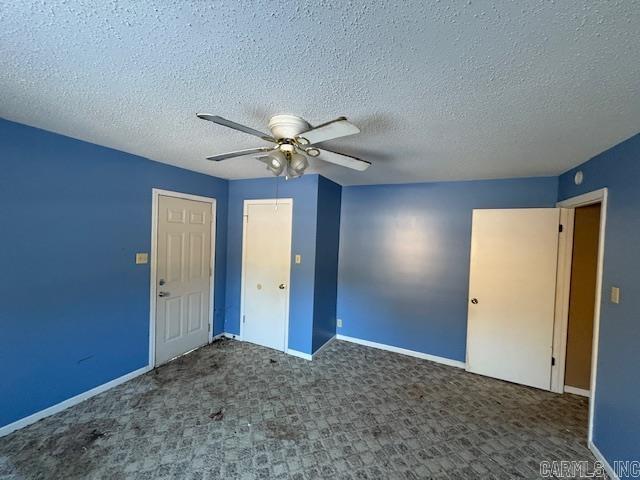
left=558, top=134, right=640, bottom=468
left=312, top=176, right=342, bottom=353
left=0, top=118, right=228, bottom=429
left=337, top=177, right=559, bottom=362
left=4, top=111, right=638, bottom=472
left=225, top=175, right=319, bottom=354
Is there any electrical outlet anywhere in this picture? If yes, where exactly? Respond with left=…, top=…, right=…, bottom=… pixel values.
left=295, top=254, right=302, bottom=264
left=337, top=318, right=343, bottom=328
left=611, top=286, right=620, bottom=304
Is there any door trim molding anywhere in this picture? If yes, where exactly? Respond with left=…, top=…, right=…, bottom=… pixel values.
left=554, top=188, right=608, bottom=444
left=149, top=188, right=217, bottom=368
left=239, top=198, right=293, bottom=352
left=551, top=207, right=575, bottom=394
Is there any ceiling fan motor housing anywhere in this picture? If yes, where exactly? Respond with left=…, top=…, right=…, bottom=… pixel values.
left=268, top=114, right=311, bottom=141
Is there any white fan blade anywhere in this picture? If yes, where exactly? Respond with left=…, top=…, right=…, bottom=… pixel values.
left=317, top=148, right=371, bottom=171
left=297, top=117, right=360, bottom=145
left=206, top=147, right=274, bottom=162
left=197, top=114, right=276, bottom=142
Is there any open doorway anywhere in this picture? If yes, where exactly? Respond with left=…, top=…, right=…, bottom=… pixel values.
left=553, top=188, right=608, bottom=446
left=564, top=203, right=601, bottom=397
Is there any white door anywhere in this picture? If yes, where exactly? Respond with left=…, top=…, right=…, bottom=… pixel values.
left=241, top=200, right=293, bottom=351
left=155, top=195, right=212, bottom=366
left=466, top=208, right=561, bottom=390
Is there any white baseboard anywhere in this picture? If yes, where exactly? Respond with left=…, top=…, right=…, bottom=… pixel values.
left=589, top=440, right=619, bottom=480
left=564, top=385, right=590, bottom=397
left=224, top=332, right=313, bottom=361
left=336, top=334, right=466, bottom=369
left=286, top=348, right=312, bottom=360
left=0, top=365, right=151, bottom=438
left=312, top=335, right=336, bottom=359
left=222, top=331, right=331, bottom=362
left=1, top=335, right=244, bottom=438
left=285, top=335, right=337, bottom=361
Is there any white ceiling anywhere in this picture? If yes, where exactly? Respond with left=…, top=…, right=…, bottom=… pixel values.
left=1, top=1, right=639, bottom=186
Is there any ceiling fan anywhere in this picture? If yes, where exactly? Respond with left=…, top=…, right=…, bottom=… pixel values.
left=196, top=113, right=371, bottom=179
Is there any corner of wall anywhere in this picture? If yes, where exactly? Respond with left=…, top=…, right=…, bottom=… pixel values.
left=311, top=176, right=342, bottom=353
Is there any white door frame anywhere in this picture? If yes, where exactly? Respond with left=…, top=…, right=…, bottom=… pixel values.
left=553, top=188, right=608, bottom=444
left=149, top=188, right=217, bottom=367
left=239, top=198, right=293, bottom=351
left=550, top=207, right=575, bottom=393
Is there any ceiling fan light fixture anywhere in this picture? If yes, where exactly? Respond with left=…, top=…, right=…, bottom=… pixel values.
left=284, top=152, right=309, bottom=180
left=286, top=166, right=303, bottom=180
left=266, top=150, right=286, bottom=176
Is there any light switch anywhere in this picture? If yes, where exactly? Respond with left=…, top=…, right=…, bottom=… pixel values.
left=337, top=318, right=343, bottom=328
left=295, top=254, right=302, bottom=264
left=611, top=286, right=620, bottom=304
left=135, top=252, right=149, bottom=264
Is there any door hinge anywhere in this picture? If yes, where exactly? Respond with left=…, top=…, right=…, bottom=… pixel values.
left=242, top=315, right=246, bottom=324
left=559, top=224, right=563, bottom=233
left=551, top=356, right=556, bottom=366
left=208, top=323, right=211, bottom=332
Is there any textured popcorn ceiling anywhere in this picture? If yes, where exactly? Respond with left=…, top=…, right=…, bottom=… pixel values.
left=1, top=1, right=639, bottom=185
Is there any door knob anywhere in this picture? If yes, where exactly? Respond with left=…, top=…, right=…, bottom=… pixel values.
left=470, top=298, right=478, bottom=304
left=279, top=283, right=286, bottom=290
left=158, top=291, right=170, bottom=297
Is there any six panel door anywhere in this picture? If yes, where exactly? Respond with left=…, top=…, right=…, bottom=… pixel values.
left=155, top=195, right=212, bottom=366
